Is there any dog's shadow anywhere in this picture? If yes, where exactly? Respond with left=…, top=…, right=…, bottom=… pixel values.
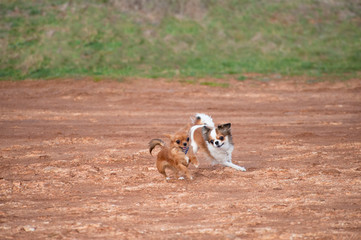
left=160, top=165, right=257, bottom=182
left=191, top=166, right=236, bottom=180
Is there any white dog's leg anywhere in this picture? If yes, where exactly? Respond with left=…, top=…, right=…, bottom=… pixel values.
left=223, top=161, right=246, bottom=171
left=223, top=150, right=246, bottom=171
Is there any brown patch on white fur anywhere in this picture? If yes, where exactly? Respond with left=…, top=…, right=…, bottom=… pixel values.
left=192, top=126, right=211, bottom=155
left=193, top=116, right=203, bottom=125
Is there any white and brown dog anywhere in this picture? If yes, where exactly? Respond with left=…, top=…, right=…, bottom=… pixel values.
left=189, top=113, right=246, bottom=171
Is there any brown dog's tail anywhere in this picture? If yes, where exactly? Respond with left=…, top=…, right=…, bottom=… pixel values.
left=149, top=139, right=165, bottom=155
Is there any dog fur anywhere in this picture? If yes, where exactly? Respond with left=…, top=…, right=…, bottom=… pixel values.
left=189, top=113, right=246, bottom=171
left=149, top=129, right=198, bottom=180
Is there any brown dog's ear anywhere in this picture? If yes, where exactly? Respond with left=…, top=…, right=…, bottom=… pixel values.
left=185, top=123, right=192, bottom=130
left=176, top=123, right=192, bottom=133
left=163, top=134, right=172, bottom=139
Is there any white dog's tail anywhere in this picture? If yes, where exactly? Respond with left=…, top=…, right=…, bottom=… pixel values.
left=189, top=125, right=203, bottom=154
left=189, top=113, right=214, bottom=153
left=192, top=113, right=215, bottom=128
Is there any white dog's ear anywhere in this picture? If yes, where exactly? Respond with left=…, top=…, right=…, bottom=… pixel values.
left=218, top=123, right=231, bottom=134
left=202, top=126, right=211, bottom=134
left=202, top=126, right=211, bottom=141
left=218, top=123, right=231, bottom=130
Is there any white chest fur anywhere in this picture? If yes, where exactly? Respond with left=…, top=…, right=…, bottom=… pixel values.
left=206, top=140, right=233, bottom=163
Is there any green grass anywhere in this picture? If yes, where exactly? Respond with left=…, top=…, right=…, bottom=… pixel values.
left=200, top=81, right=230, bottom=88
left=1, top=0, right=360, bottom=80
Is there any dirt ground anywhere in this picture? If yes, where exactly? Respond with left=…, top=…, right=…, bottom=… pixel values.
left=0, top=77, right=360, bottom=239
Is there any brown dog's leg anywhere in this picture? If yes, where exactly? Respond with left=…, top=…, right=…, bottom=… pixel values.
left=157, top=160, right=168, bottom=179
left=177, top=163, right=193, bottom=180
left=188, top=154, right=199, bottom=168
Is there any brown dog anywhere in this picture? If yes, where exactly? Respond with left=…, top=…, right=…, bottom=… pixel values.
left=149, top=130, right=198, bottom=180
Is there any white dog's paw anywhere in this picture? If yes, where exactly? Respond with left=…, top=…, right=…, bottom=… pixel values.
left=238, top=166, right=246, bottom=171
left=224, top=162, right=246, bottom=171
left=232, top=165, right=246, bottom=171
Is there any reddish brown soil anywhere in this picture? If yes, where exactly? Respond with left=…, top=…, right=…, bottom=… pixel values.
left=1, top=78, right=360, bottom=239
